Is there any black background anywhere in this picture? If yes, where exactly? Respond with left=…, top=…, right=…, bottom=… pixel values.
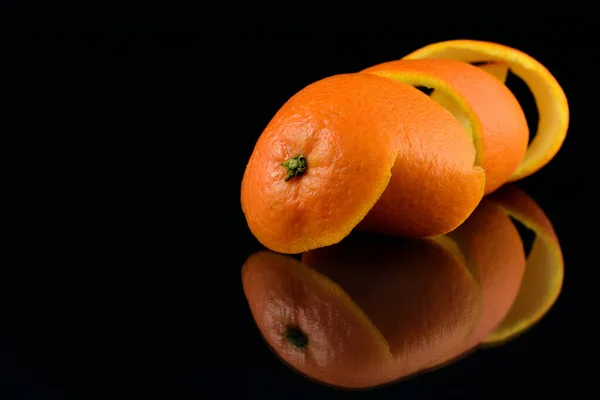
left=2, top=21, right=597, bottom=398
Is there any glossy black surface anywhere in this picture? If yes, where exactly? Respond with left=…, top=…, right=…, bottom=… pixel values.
left=2, top=21, right=596, bottom=398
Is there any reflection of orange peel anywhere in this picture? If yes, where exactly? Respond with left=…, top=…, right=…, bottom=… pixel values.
left=242, top=234, right=481, bottom=389
left=404, top=40, right=570, bottom=182
left=483, top=185, right=564, bottom=345
left=241, top=186, right=563, bottom=388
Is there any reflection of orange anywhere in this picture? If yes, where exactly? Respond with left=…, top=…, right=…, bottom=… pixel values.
left=242, top=234, right=480, bottom=389
left=242, top=250, right=395, bottom=389
left=448, top=198, right=526, bottom=349
left=444, top=185, right=563, bottom=350
left=242, top=185, right=564, bottom=389
left=483, top=185, right=564, bottom=344
left=241, top=73, right=484, bottom=254
left=362, top=59, right=529, bottom=194
left=303, top=235, right=481, bottom=382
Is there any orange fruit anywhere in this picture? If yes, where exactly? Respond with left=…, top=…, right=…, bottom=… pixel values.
left=242, top=40, right=568, bottom=253
left=362, top=58, right=529, bottom=194
left=403, top=39, right=570, bottom=181
left=241, top=73, right=485, bottom=254
left=483, top=185, right=564, bottom=345
left=242, top=233, right=480, bottom=389
left=447, top=197, right=526, bottom=350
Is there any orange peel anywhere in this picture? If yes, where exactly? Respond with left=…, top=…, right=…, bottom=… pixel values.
left=403, top=39, right=569, bottom=181
left=362, top=59, right=529, bottom=194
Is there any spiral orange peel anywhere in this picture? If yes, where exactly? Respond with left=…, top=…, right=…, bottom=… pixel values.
left=241, top=40, right=568, bottom=254
left=404, top=39, right=569, bottom=182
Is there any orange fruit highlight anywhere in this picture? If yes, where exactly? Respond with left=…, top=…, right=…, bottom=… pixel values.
left=362, top=59, right=529, bottom=194
left=241, top=73, right=485, bottom=254
left=483, top=185, right=564, bottom=345
left=403, top=39, right=570, bottom=181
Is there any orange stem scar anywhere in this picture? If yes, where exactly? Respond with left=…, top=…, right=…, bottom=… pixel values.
left=282, top=155, right=307, bottom=182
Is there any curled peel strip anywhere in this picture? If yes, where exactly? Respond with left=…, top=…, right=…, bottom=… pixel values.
left=427, top=62, right=510, bottom=137
left=403, top=39, right=570, bottom=181
left=362, top=57, right=529, bottom=195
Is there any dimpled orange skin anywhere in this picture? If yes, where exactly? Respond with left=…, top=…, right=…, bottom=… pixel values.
left=402, top=40, right=569, bottom=182
left=242, top=250, right=395, bottom=389
left=241, top=73, right=485, bottom=254
left=447, top=198, right=526, bottom=354
left=362, top=59, right=529, bottom=194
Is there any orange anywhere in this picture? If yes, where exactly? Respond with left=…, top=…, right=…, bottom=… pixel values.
left=242, top=40, right=568, bottom=254
left=483, top=185, right=564, bottom=345
left=241, top=73, right=484, bottom=254
left=403, top=39, right=570, bottom=181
